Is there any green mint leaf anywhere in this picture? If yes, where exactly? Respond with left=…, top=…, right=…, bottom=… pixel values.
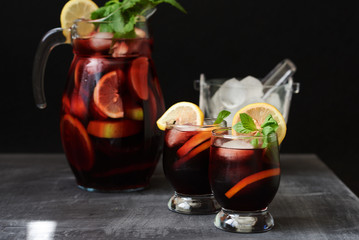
left=250, top=132, right=261, bottom=148
left=261, top=114, right=278, bottom=129
left=251, top=139, right=259, bottom=148
left=214, top=110, right=231, bottom=124
left=262, top=126, right=276, bottom=136
left=154, top=0, right=187, bottom=13
left=233, top=122, right=253, bottom=134
left=91, top=0, right=186, bottom=38
left=262, top=138, right=268, bottom=148
left=240, top=113, right=258, bottom=131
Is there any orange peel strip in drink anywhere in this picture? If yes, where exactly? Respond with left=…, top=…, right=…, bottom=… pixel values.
left=225, top=168, right=280, bottom=199
left=173, top=140, right=211, bottom=168
left=176, top=131, right=212, bottom=157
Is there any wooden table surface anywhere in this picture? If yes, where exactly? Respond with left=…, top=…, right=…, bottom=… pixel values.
left=0, top=154, right=358, bottom=239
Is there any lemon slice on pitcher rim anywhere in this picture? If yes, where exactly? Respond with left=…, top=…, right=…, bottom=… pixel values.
left=60, top=0, right=98, bottom=43
left=156, top=102, right=204, bottom=131
left=232, top=102, right=287, bottom=144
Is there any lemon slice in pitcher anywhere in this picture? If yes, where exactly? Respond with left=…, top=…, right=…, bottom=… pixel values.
left=60, top=0, right=98, bottom=42
left=232, top=102, right=287, bottom=144
left=156, top=102, right=204, bottom=131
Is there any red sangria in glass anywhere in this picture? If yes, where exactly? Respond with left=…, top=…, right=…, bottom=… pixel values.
left=163, top=118, right=226, bottom=214
left=210, top=127, right=280, bottom=232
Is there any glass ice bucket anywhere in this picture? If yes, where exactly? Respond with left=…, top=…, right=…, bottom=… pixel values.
left=195, top=75, right=300, bottom=125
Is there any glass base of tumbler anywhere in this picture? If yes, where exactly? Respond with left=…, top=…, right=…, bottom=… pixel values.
left=167, top=192, right=221, bottom=215
left=214, top=208, right=274, bottom=233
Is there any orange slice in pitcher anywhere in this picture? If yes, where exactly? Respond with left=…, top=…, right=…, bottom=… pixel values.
left=156, top=102, right=204, bottom=131
left=129, top=57, right=149, bottom=100
left=60, top=0, right=98, bottom=43
left=93, top=70, right=125, bottom=119
left=60, top=114, right=94, bottom=171
left=232, top=103, right=287, bottom=144
left=87, top=119, right=142, bottom=138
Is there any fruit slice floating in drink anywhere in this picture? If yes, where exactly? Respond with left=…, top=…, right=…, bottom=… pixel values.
left=70, top=92, right=88, bottom=121
left=60, top=114, right=94, bottom=171
left=176, top=131, right=212, bottom=158
left=123, top=96, right=144, bottom=121
left=148, top=89, right=158, bottom=127
left=173, top=139, right=211, bottom=168
left=87, top=119, right=142, bottom=138
left=93, top=70, right=125, bottom=118
left=225, top=168, right=280, bottom=199
left=129, top=57, right=149, bottom=100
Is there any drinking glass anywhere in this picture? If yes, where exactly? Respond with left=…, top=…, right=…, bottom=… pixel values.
left=209, top=127, right=280, bottom=232
left=163, top=119, right=226, bottom=214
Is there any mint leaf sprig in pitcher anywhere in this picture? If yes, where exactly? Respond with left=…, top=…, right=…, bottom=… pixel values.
left=91, top=0, right=186, bottom=38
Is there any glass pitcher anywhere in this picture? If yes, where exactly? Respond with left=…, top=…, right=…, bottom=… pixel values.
left=33, top=17, right=165, bottom=192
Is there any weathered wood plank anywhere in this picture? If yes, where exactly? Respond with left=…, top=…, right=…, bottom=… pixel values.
left=0, top=154, right=358, bottom=239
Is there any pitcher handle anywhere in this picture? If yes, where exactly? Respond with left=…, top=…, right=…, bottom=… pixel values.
left=32, top=28, right=69, bottom=109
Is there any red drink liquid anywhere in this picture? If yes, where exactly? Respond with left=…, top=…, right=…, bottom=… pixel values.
left=60, top=36, right=164, bottom=191
left=209, top=140, right=280, bottom=211
left=163, top=126, right=212, bottom=195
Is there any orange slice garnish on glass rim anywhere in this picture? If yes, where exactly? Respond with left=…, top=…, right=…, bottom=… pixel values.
left=156, top=102, right=204, bottom=131
left=232, top=102, right=287, bottom=144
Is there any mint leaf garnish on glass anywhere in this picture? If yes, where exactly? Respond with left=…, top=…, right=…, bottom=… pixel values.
left=91, top=0, right=186, bottom=38
left=233, top=113, right=278, bottom=148
left=214, top=110, right=231, bottom=124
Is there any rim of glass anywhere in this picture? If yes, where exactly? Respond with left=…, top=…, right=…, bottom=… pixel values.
left=203, top=78, right=296, bottom=88
left=165, top=118, right=226, bottom=129
left=212, top=127, right=278, bottom=140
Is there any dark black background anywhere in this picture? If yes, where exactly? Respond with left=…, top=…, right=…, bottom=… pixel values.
left=1, top=1, right=359, bottom=195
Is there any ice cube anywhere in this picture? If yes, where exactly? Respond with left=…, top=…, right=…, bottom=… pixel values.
left=112, top=41, right=129, bottom=57
left=264, top=92, right=281, bottom=111
left=85, top=58, right=105, bottom=75
left=135, top=28, right=147, bottom=38
left=239, top=75, right=263, bottom=98
left=208, top=90, right=225, bottom=117
left=213, top=78, right=246, bottom=109
left=165, top=127, right=196, bottom=148
left=175, top=125, right=198, bottom=132
left=222, top=139, right=254, bottom=149
left=90, top=32, right=113, bottom=51
left=242, top=97, right=265, bottom=105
